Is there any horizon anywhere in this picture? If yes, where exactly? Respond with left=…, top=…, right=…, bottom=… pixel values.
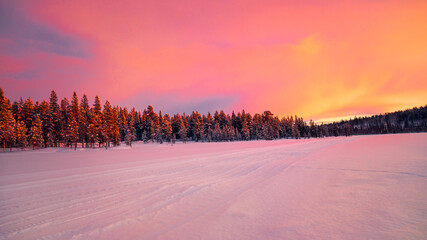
left=2, top=87, right=426, bottom=125
left=1, top=1, right=427, bottom=122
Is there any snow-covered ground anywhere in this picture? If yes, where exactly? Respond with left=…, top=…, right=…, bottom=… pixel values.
left=0, top=134, right=426, bottom=240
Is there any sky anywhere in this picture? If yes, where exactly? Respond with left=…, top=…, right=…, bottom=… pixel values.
left=1, top=0, right=426, bottom=121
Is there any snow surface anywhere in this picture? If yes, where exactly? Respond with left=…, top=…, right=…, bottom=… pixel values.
left=0, top=134, right=426, bottom=240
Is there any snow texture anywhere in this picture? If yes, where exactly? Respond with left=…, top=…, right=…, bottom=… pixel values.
left=0, top=133, right=426, bottom=239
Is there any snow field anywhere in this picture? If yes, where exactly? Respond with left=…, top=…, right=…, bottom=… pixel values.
left=0, top=134, right=426, bottom=239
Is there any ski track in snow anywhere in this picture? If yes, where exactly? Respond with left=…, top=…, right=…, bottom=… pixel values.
left=0, top=134, right=426, bottom=240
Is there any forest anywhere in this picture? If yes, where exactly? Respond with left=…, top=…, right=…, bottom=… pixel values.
left=1, top=88, right=426, bottom=151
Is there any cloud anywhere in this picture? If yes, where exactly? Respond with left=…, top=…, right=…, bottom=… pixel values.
left=1, top=0, right=426, bottom=121
left=0, top=2, right=90, bottom=58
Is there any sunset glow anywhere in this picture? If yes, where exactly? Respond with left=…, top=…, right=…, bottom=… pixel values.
left=1, top=0, right=426, bottom=120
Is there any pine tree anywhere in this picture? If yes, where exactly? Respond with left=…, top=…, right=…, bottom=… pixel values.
left=332, top=122, right=339, bottom=137
left=38, top=100, right=51, bottom=147
left=111, top=107, right=120, bottom=146
left=241, top=119, right=250, bottom=140
left=71, top=92, right=79, bottom=119
left=49, top=90, right=60, bottom=147
left=125, top=127, right=134, bottom=147
left=93, top=96, right=102, bottom=113
left=60, top=97, right=70, bottom=146
left=12, top=97, right=24, bottom=122
left=191, top=111, right=201, bottom=142
left=146, top=118, right=155, bottom=143
left=118, top=107, right=128, bottom=141
left=129, top=109, right=137, bottom=139
left=309, top=120, right=317, bottom=138
left=30, top=116, right=43, bottom=149
left=92, top=96, right=103, bottom=147
left=155, top=119, right=163, bottom=144
left=179, top=121, right=188, bottom=143
left=213, top=122, right=222, bottom=141
left=79, top=94, right=90, bottom=147
left=88, top=110, right=101, bottom=148
left=321, top=124, right=329, bottom=137
left=70, top=92, right=80, bottom=147
left=125, top=109, right=136, bottom=146
left=262, top=111, right=274, bottom=140
left=252, top=114, right=262, bottom=140
left=155, top=111, right=163, bottom=143
left=141, top=130, right=148, bottom=143
left=205, top=113, right=213, bottom=142
left=23, top=98, right=34, bottom=131
left=145, top=105, right=155, bottom=142
left=68, top=111, right=79, bottom=149
left=14, top=120, right=27, bottom=149
left=0, top=88, right=15, bottom=151
left=292, top=123, right=301, bottom=139
left=228, top=124, right=236, bottom=141
left=162, top=115, right=173, bottom=143
left=102, top=100, right=113, bottom=148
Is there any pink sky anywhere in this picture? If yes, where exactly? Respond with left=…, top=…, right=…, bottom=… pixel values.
left=1, top=0, right=426, bottom=120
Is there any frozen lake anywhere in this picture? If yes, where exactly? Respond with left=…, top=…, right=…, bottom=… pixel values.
left=1, top=134, right=426, bottom=239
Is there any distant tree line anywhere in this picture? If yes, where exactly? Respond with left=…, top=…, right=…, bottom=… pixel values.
left=321, top=106, right=427, bottom=136
left=0, top=88, right=426, bottom=151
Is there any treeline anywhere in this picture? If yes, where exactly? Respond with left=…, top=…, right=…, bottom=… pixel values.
left=1, top=88, right=426, bottom=151
left=0, top=88, right=308, bottom=150
left=322, top=106, right=427, bottom=136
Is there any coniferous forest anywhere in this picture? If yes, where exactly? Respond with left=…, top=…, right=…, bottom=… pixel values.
left=0, top=88, right=426, bottom=151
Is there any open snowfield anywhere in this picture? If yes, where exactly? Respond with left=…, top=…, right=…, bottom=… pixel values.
left=0, top=134, right=426, bottom=240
